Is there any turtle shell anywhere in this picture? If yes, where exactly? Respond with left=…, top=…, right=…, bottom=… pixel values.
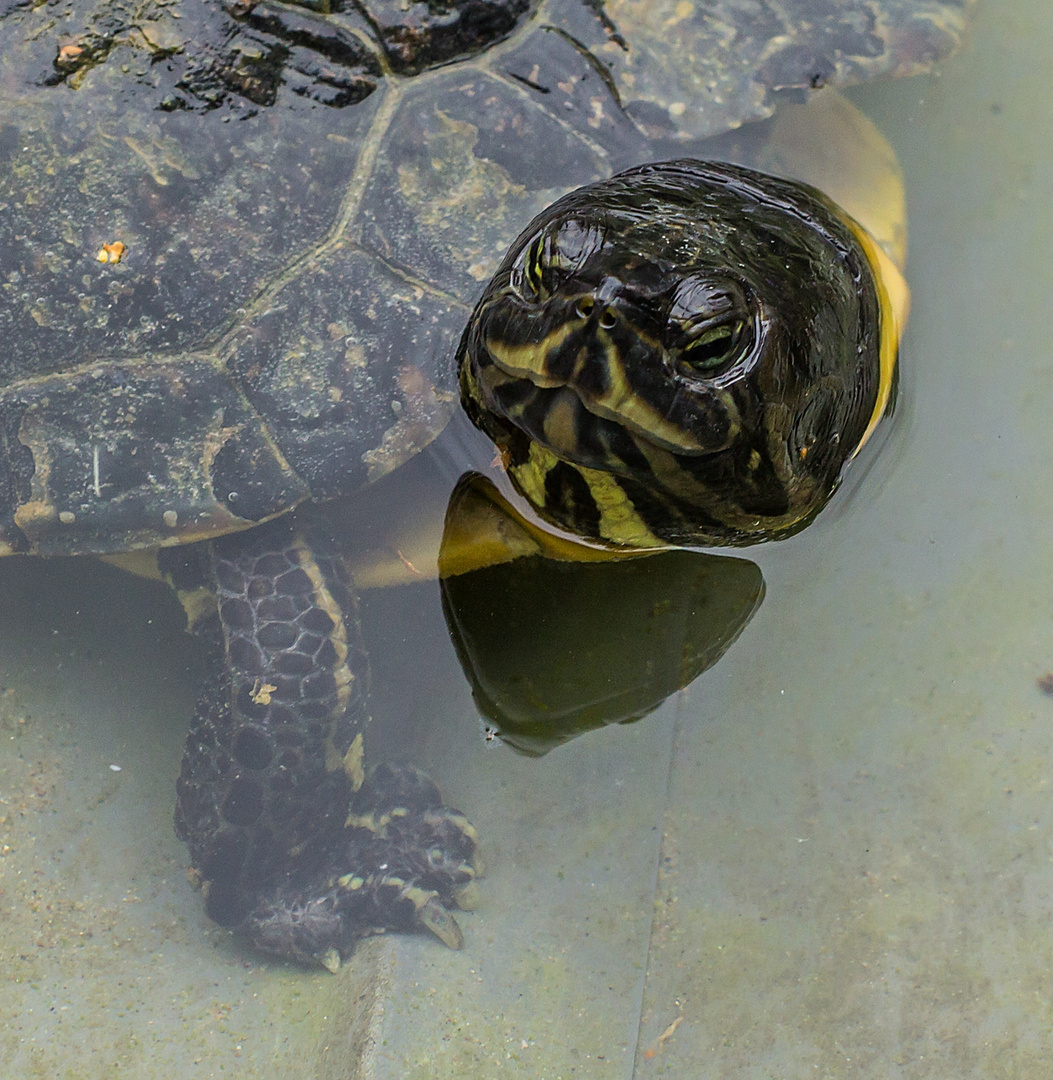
left=0, top=0, right=972, bottom=556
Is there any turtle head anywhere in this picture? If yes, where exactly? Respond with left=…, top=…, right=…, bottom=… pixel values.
left=458, top=160, right=898, bottom=548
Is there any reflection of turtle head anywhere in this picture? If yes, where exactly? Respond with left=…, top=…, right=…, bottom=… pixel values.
left=459, top=160, right=897, bottom=548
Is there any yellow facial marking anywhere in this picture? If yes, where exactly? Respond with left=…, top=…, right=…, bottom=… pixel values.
left=509, top=440, right=560, bottom=513
left=488, top=323, right=720, bottom=456
left=541, top=389, right=579, bottom=454
left=576, top=339, right=714, bottom=455
left=524, top=234, right=546, bottom=297
left=484, top=322, right=577, bottom=387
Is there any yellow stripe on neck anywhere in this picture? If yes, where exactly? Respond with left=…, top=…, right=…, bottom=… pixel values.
left=510, top=441, right=666, bottom=549
left=580, top=468, right=666, bottom=547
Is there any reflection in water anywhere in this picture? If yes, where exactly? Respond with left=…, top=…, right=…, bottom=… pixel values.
left=439, top=473, right=765, bottom=755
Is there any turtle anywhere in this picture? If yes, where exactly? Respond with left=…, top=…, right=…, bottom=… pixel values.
left=0, top=0, right=971, bottom=969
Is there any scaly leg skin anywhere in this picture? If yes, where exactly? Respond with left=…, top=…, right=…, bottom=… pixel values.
left=172, top=516, right=480, bottom=970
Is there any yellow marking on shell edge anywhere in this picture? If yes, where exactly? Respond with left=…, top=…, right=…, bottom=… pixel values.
left=840, top=215, right=909, bottom=458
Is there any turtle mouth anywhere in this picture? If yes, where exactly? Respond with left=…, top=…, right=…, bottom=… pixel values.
left=471, top=300, right=737, bottom=470
left=481, top=343, right=714, bottom=458
left=484, top=374, right=663, bottom=474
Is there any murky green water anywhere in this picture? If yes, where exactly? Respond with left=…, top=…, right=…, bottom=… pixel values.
left=4, top=0, right=1052, bottom=1076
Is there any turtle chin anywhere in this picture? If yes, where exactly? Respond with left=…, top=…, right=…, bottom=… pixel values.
left=463, top=333, right=838, bottom=548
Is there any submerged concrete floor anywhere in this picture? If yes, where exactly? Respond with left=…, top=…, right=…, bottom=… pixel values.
left=4, top=0, right=1053, bottom=1076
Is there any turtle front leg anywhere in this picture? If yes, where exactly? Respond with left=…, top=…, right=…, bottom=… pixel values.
left=170, top=516, right=479, bottom=967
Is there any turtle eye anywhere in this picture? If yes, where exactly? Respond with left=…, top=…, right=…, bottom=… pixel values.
left=512, top=219, right=606, bottom=303
left=524, top=234, right=546, bottom=297
left=510, top=232, right=552, bottom=301
left=668, top=276, right=753, bottom=377
left=681, top=319, right=746, bottom=371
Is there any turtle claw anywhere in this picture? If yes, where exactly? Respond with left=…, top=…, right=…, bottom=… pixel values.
left=452, top=880, right=480, bottom=911
left=417, top=896, right=464, bottom=950
left=240, top=763, right=480, bottom=965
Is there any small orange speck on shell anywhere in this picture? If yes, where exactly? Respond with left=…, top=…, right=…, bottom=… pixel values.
left=96, top=241, right=126, bottom=264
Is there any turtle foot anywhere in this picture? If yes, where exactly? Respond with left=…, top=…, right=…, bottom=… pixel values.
left=243, top=763, right=480, bottom=969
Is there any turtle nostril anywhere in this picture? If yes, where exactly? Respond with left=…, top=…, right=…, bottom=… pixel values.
left=575, top=297, right=595, bottom=319
left=598, top=308, right=617, bottom=330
